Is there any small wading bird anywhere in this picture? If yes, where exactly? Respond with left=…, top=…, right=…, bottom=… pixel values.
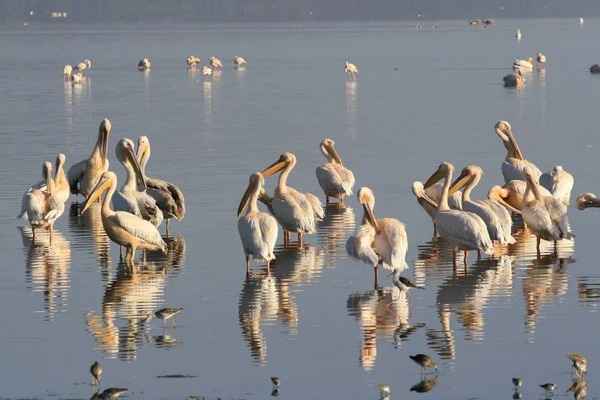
left=271, top=377, right=280, bottom=388
left=234, top=56, right=247, bottom=66
left=81, top=171, right=167, bottom=262
left=90, top=361, right=102, bottom=386
left=260, top=152, right=324, bottom=246
left=566, top=353, right=587, bottom=378
left=237, top=172, right=278, bottom=276
left=512, top=378, right=522, bottom=390
left=138, top=58, right=151, bottom=71
left=144, top=308, right=183, bottom=328
left=503, top=70, right=525, bottom=87
left=494, top=121, right=542, bottom=183
left=186, top=55, right=200, bottom=67
left=409, top=354, right=438, bottom=375
left=68, top=119, right=111, bottom=200
left=536, top=51, right=547, bottom=64
left=376, top=384, right=390, bottom=396
left=389, top=268, right=424, bottom=304
left=137, top=136, right=185, bottom=235
left=344, top=61, right=358, bottom=80
left=412, top=181, right=462, bottom=237
left=346, top=187, right=408, bottom=288
left=209, top=56, right=223, bottom=69
left=91, top=387, right=128, bottom=399
left=315, top=138, right=355, bottom=204
left=539, top=383, right=556, bottom=396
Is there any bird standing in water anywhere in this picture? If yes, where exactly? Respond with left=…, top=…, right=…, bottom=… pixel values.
left=90, top=361, right=102, bottom=386
left=389, top=268, right=424, bottom=302
left=409, top=354, right=438, bottom=375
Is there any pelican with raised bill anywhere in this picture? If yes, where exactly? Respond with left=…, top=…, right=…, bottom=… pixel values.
left=424, top=162, right=494, bottom=267
left=521, top=167, right=574, bottom=254
left=539, top=166, right=574, bottom=205
left=261, top=152, right=324, bottom=246
left=81, top=171, right=167, bottom=263
left=237, top=172, right=278, bottom=276
left=495, top=121, right=542, bottom=183
left=346, top=187, right=408, bottom=288
left=412, top=181, right=462, bottom=237
left=68, top=119, right=111, bottom=200
left=137, top=136, right=185, bottom=235
left=315, top=138, right=355, bottom=204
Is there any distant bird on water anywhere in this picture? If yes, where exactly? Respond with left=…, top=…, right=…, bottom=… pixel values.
left=138, top=58, right=151, bottom=71
left=579, top=17, right=584, bottom=25
left=92, top=387, right=129, bottom=399
left=344, top=61, right=358, bottom=81
left=536, top=52, right=547, bottom=64
left=209, top=56, right=223, bottom=69
left=234, top=56, right=247, bottom=66
left=409, top=354, right=438, bottom=375
left=516, top=29, right=522, bottom=40
left=376, top=384, right=391, bottom=395
left=203, top=66, right=212, bottom=76
left=503, top=70, right=525, bottom=87
left=566, top=353, right=587, bottom=378
left=187, top=55, right=200, bottom=67
left=539, top=383, right=556, bottom=396
left=62, top=65, right=73, bottom=81
left=590, top=64, right=600, bottom=73
left=90, top=361, right=102, bottom=386
left=271, top=377, right=280, bottom=388
left=71, top=71, right=84, bottom=84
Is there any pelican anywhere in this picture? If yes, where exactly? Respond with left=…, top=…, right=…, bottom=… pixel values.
left=237, top=172, right=278, bottom=275
left=203, top=66, right=213, bottom=76
left=209, top=56, right=223, bottom=69
left=579, top=17, right=585, bottom=25
left=75, top=62, right=87, bottom=72
left=512, top=58, right=536, bottom=71
left=315, top=138, right=355, bottom=204
left=82, top=171, right=167, bottom=262
left=488, top=180, right=550, bottom=214
left=424, top=162, right=494, bottom=266
left=187, top=55, right=200, bottom=66
left=136, top=136, right=185, bottom=234
left=536, top=52, right=547, bottom=64
left=62, top=65, right=73, bottom=80
left=495, top=121, right=542, bottom=183
left=234, top=56, right=247, bottom=66
left=21, top=162, right=64, bottom=243
left=112, top=138, right=163, bottom=227
left=71, top=71, right=83, bottom=84
left=590, top=64, right=600, bottom=73
left=138, top=58, right=151, bottom=71
left=412, top=181, right=462, bottom=237
left=577, top=193, right=600, bottom=210
left=261, top=152, right=324, bottom=246
left=539, top=166, right=574, bottom=204
left=521, top=168, right=573, bottom=253
left=449, top=165, right=516, bottom=245
left=68, top=119, right=111, bottom=200
left=516, top=29, right=522, bottom=40
left=345, top=61, right=358, bottom=81
left=346, top=187, right=408, bottom=288
left=503, top=70, right=525, bottom=87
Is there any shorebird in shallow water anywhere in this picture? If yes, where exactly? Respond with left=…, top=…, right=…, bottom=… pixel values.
left=90, top=361, right=102, bottom=386
left=409, top=354, right=438, bottom=375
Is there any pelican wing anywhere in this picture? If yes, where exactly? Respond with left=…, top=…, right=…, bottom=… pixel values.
left=464, top=200, right=514, bottom=244
left=17, top=181, right=45, bottom=219
left=304, top=192, right=325, bottom=220
left=137, top=193, right=164, bottom=227
left=522, top=201, right=561, bottom=240
left=435, top=210, right=494, bottom=254
left=540, top=170, right=573, bottom=203
left=112, top=191, right=142, bottom=218
left=346, top=224, right=378, bottom=266
left=114, top=211, right=167, bottom=251
left=24, top=191, right=47, bottom=225
left=315, top=164, right=355, bottom=197
left=146, top=177, right=186, bottom=220
left=502, top=160, right=542, bottom=183
left=379, top=219, right=408, bottom=269
left=543, top=197, right=573, bottom=238
left=271, top=194, right=315, bottom=233
left=67, top=159, right=88, bottom=195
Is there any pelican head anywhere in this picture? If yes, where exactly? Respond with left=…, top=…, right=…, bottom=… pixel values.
left=43, top=161, right=53, bottom=181
left=136, top=135, right=151, bottom=167
left=487, top=185, right=521, bottom=213
left=97, top=119, right=112, bottom=166
left=116, top=138, right=146, bottom=189
left=411, top=181, right=438, bottom=208
left=448, top=165, right=482, bottom=196
left=237, top=172, right=265, bottom=217
left=262, top=152, right=296, bottom=177
left=357, top=187, right=379, bottom=232
left=424, top=162, right=453, bottom=189
left=576, top=193, right=600, bottom=210
left=523, top=167, right=543, bottom=201
left=84, top=59, right=91, bottom=69
left=319, top=138, right=343, bottom=165
left=55, top=153, right=66, bottom=170
left=495, top=120, right=523, bottom=160
left=82, top=171, right=116, bottom=213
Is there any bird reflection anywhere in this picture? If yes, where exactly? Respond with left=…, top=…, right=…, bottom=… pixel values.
left=19, top=226, right=71, bottom=320
left=506, top=227, right=575, bottom=264
left=345, top=81, right=357, bottom=139
left=143, top=69, right=151, bottom=103
left=144, top=329, right=184, bottom=350
left=347, top=286, right=419, bottom=371
left=567, top=379, right=587, bottom=400
left=203, top=80, right=213, bottom=126
left=410, top=377, right=439, bottom=393
left=414, top=236, right=468, bottom=279
left=577, top=276, right=600, bottom=309
left=69, top=202, right=111, bottom=277
left=317, top=204, right=355, bottom=267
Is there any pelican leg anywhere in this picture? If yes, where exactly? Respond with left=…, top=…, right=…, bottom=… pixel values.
left=49, top=224, right=54, bottom=245
left=433, top=223, right=437, bottom=238
left=172, top=318, right=176, bottom=328
left=32, top=227, right=36, bottom=244
left=536, top=237, right=541, bottom=258
left=477, top=249, right=481, bottom=261
left=340, top=197, right=345, bottom=205
left=245, top=254, right=250, bottom=274
left=266, top=259, right=271, bottom=277
left=553, top=240, right=558, bottom=256
left=452, top=248, right=457, bottom=271
left=373, top=263, right=379, bottom=289
left=464, top=250, right=469, bottom=273
left=165, top=219, right=171, bottom=236
left=119, top=246, right=123, bottom=260
left=326, top=196, right=330, bottom=204
left=298, top=232, right=303, bottom=247
left=142, top=250, right=147, bottom=263
left=283, top=231, right=290, bottom=246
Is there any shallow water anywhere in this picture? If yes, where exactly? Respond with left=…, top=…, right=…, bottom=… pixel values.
left=1, top=18, right=600, bottom=399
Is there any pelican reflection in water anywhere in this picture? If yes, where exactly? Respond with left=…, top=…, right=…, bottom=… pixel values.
left=317, top=203, right=355, bottom=267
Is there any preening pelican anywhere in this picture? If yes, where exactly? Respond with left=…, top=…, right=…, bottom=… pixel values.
left=315, top=138, right=355, bottom=204
left=521, top=168, right=573, bottom=254
left=516, top=29, right=522, bottom=40
left=209, top=57, right=223, bottom=69
left=576, top=193, right=600, bottom=210
left=20, top=162, right=64, bottom=243
left=203, top=66, right=213, bottom=76
left=487, top=180, right=550, bottom=214
left=75, top=62, right=87, bottom=72
left=112, top=138, right=163, bottom=228
left=590, top=64, right=600, bottom=73
left=234, top=56, right=247, bottom=66
left=68, top=119, right=111, bottom=199
left=495, top=120, right=542, bottom=183
left=536, top=52, right=547, bottom=64
left=539, top=166, right=574, bottom=204
left=424, top=162, right=494, bottom=266
left=82, top=171, right=167, bottom=262
left=503, top=70, right=525, bottom=87
left=71, top=71, right=83, bottom=84
left=137, top=136, right=185, bottom=234
left=449, top=165, right=515, bottom=245
left=138, top=58, right=151, bottom=71
left=237, top=172, right=278, bottom=275
left=512, top=58, right=536, bottom=71
left=412, top=181, right=462, bottom=237
left=345, top=61, right=358, bottom=81
left=346, top=187, right=408, bottom=288
left=261, top=152, right=324, bottom=246
left=187, top=55, right=200, bottom=66
left=63, top=65, right=73, bottom=80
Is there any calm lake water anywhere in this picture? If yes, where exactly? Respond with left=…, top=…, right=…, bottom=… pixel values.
left=1, top=18, right=599, bottom=400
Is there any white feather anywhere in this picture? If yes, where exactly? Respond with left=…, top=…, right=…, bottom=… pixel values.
left=114, top=211, right=167, bottom=251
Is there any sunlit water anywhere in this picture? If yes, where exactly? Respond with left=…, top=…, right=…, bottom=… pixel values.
left=1, top=18, right=600, bottom=399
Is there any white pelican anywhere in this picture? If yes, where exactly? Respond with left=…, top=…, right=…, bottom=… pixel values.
left=71, top=71, right=83, bottom=84
left=138, top=58, right=151, bottom=71
left=590, top=64, right=600, bottom=73
left=521, top=168, right=574, bottom=254
left=187, top=55, right=200, bottom=66
left=579, top=17, right=584, bottom=25
left=209, top=56, right=223, bottom=69
left=449, top=165, right=516, bottom=245
left=315, top=138, right=355, bottom=204
left=512, top=58, right=536, bottom=71
left=495, top=121, right=542, bottom=183
left=203, top=66, right=213, bottom=76
left=503, top=70, right=525, bottom=87
left=63, top=65, right=73, bottom=80
left=424, top=162, right=494, bottom=266
left=82, top=171, right=167, bottom=262
left=487, top=180, right=550, bottom=214
left=136, top=136, right=185, bottom=234
left=516, top=29, right=522, bottom=40
left=237, top=172, right=278, bottom=275
left=539, top=166, right=574, bottom=205
left=536, top=52, right=547, bottom=64
left=345, top=61, right=358, bottom=81
left=75, top=62, right=87, bottom=72
left=261, top=152, right=324, bottom=246
left=412, top=181, right=462, bottom=237
left=576, top=193, right=600, bottom=210
left=346, top=187, right=408, bottom=288
left=21, top=162, right=64, bottom=243
left=234, top=56, right=247, bottom=66
left=112, top=138, right=163, bottom=227
left=68, top=119, right=111, bottom=200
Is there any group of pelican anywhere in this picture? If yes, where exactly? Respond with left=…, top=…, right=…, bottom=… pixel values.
left=62, top=59, right=91, bottom=84
left=19, top=119, right=185, bottom=264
